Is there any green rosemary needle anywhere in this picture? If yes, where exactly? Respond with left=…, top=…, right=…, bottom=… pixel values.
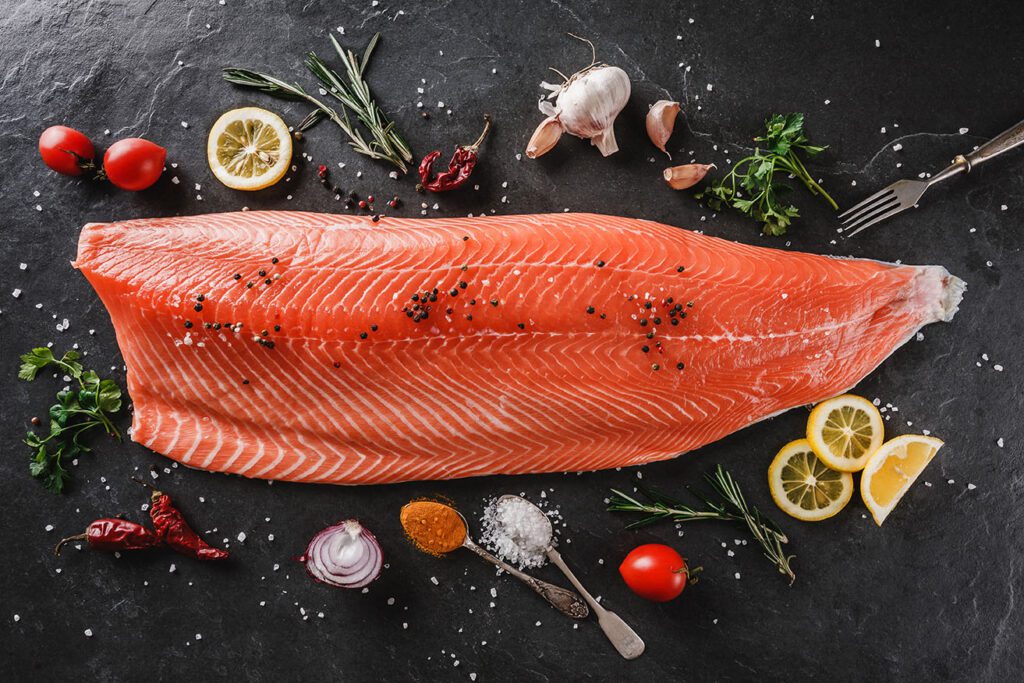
left=223, top=32, right=411, bottom=172
left=608, top=465, right=796, bottom=584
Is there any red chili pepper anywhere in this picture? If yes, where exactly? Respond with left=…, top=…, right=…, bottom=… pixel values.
left=418, top=115, right=491, bottom=192
left=138, top=482, right=229, bottom=561
left=54, top=518, right=162, bottom=556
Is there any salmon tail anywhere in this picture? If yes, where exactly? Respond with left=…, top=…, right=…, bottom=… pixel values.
left=912, top=265, right=966, bottom=323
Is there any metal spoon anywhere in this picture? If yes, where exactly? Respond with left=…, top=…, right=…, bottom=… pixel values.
left=498, top=495, right=645, bottom=660
left=456, top=511, right=589, bottom=620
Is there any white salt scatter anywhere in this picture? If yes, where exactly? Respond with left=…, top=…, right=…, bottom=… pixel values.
left=875, top=39, right=881, bottom=47
left=237, top=532, right=246, bottom=542
left=706, top=83, right=713, bottom=91
left=967, top=483, right=977, bottom=490
left=676, top=35, right=682, bottom=40
left=734, top=572, right=741, bottom=580
left=169, top=563, right=177, bottom=573
left=12, top=289, right=21, bottom=298
left=45, top=524, right=54, bottom=532
left=84, top=629, right=93, bottom=637
left=881, top=126, right=886, bottom=133
left=824, top=99, right=831, bottom=105
left=727, top=550, right=735, bottom=557
left=181, top=121, right=189, bottom=128
left=13, top=615, right=19, bottom=622
left=688, top=17, right=694, bottom=23
left=19, top=263, right=27, bottom=270
left=273, top=563, right=280, bottom=571
left=959, top=127, right=969, bottom=134
left=387, top=597, right=395, bottom=605
left=1001, top=204, right=1008, bottom=211
left=994, top=364, right=1004, bottom=371
left=479, top=495, right=552, bottom=569
left=437, top=101, right=445, bottom=108
left=490, top=587, right=497, bottom=598
left=997, top=438, right=1004, bottom=448
left=35, top=205, right=42, bottom=211
left=268, top=534, right=274, bottom=541
left=916, top=332, right=924, bottom=341
left=535, top=621, right=542, bottom=627
left=195, top=633, right=203, bottom=640
left=892, top=143, right=903, bottom=152
left=430, top=576, right=439, bottom=585
left=947, top=479, right=955, bottom=485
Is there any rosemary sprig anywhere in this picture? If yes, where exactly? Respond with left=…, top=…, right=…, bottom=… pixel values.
left=608, top=465, right=796, bottom=584
left=223, top=32, right=411, bottom=172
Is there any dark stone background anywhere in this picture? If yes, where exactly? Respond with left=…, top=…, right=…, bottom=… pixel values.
left=1, top=1, right=1021, bottom=680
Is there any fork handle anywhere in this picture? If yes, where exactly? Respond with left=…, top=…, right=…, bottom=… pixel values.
left=962, top=118, right=1024, bottom=170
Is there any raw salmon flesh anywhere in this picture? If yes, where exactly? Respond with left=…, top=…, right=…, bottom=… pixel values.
left=74, top=212, right=964, bottom=485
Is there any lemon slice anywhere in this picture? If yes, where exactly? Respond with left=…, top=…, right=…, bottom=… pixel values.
left=806, top=394, right=884, bottom=472
left=207, top=107, right=292, bottom=190
left=860, top=434, right=944, bottom=526
left=768, top=439, right=853, bottom=521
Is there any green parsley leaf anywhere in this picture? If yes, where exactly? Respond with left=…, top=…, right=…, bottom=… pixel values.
left=18, top=348, right=124, bottom=494
left=695, top=113, right=837, bottom=235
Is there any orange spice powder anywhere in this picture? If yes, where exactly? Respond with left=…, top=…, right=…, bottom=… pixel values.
left=400, top=500, right=467, bottom=556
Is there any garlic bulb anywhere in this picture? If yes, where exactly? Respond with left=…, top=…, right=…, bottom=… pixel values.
left=531, top=65, right=631, bottom=157
left=646, top=100, right=680, bottom=157
left=663, top=163, right=714, bottom=190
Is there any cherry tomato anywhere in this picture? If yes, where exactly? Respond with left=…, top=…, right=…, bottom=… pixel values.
left=619, top=544, right=699, bottom=602
left=103, top=138, right=166, bottom=191
left=39, top=126, right=95, bottom=176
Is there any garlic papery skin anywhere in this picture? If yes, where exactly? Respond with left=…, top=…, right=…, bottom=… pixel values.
left=663, top=163, right=715, bottom=190
left=550, top=65, right=631, bottom=156
left=647, top=100, right=680, bottom=157
left=526, top=116, right=564, bottom=158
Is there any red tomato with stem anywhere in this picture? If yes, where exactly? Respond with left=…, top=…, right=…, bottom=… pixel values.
left=103, top=138, right=166, bottom=191
left=39, top=126, right=95, bottom=176
left=619, top=544, right=700, bottom=602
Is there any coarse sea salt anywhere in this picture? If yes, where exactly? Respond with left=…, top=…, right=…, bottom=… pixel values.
left=479, top=496, right=552, bottom=569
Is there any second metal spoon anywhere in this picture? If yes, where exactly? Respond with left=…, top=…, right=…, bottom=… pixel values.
left=457, top=511, right=589, bottom=620
left=498, top=495, right=645, bottom=660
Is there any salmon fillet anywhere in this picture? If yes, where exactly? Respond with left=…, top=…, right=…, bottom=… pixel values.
left=74, top=211, right=964, bottom=485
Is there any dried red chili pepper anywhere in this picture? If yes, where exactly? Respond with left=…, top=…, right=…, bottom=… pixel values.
left=54, top=518, right=162, bottom=556
left=136, top=481, right=229, bottom=560
left=417, top=115, right=492, bottom=192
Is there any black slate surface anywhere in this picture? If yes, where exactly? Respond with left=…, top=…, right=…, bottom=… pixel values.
left=2, top=1, right=1022, bottom=680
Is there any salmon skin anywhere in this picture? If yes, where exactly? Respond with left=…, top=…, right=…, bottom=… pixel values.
left=74, top=211, right=964, bottom=485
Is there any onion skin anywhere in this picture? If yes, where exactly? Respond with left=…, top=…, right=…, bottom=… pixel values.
left=300, top=519, right=382, bottom=589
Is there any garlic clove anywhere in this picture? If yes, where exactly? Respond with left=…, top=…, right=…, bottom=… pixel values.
left=647, top=100, right=681, bottom=157
left=526, top=116, right=564, bottom=159
left=591, top=127, right=619, bottom=157
left=663, top=163, right=715, bottom=190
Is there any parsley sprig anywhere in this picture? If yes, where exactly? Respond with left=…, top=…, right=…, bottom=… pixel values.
left=19, top=348, right=123, bottom=494
left=696, top=113, right=837, bottom=235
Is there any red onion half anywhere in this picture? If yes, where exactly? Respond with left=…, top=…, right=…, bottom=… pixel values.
left=300, top=520, right=382, bottom=589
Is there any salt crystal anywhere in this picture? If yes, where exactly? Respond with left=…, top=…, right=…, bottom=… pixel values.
left=967, top=483, right=977, bottom=490
left=1001, top=204, right=1008, bottom=211
left=181, top=121, right=189, bottom=128
left=892, top=143, right=903, bottom=152
left=994, top=364, right=1004, bottom=371
left=959, top=127, right=969, bottom=135
left=12, top=289, right=21, bottom=298
left=997, top=438, right=1004, bottom=448
left=237, top=532, right=246, bottom=542
left=169, top=563, right=177, bottom=573
left=430, top=576, right=439, bottom=585
left=19, top=263, right=27, bottom=270
left=734, top=572, right=741, bottom=579
left=479, top=495, right=552, bottom=569
left=84, top=629, right=93, bottom=637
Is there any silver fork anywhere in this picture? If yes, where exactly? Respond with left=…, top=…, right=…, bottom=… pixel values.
left=840, top=118, right=1024, bottom=236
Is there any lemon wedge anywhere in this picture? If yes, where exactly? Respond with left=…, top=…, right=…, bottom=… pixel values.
left=207, top=107, right=292, bottom=191
left=768, top=439, right=853, bottom=521
left=806, top=394, right=884, bottom=472
left=860, top=435, right=944, bottom=526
